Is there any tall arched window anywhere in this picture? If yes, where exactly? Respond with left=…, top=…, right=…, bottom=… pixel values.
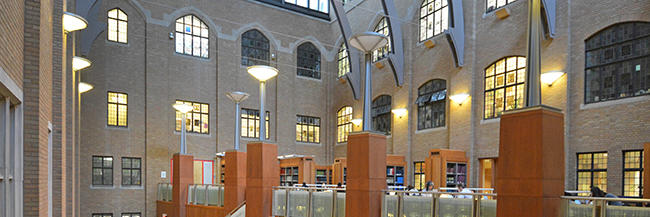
left=241, top=29, right=270, bottom=66
left=585, top=22, right=650, bottom=104
left=107, top=8, right=127, bottom=43
left=337, top=106, right=353, bottom=143
left=484, top=56, right=526, bottom=119
left=372, top=17, right=392, bottom=62
left=417, top=79, right=446, bottom=129
left=486, top=0, right=517, bottom=13
left=372, top=95, right=392, bottom=134
left=338, top=44, right=350, bottom=78
left=419, top=0, right=448, bottom=42
left=175, top=15, right=209, bottom=58
left=297, top=42, right=321, bottom=79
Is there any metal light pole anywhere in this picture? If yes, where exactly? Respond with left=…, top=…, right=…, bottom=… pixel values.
left=348, top=32, right=389, bottom=131
left=173, top=103, right=193, bottom=154
left=525, top=0, right=543, bottom=107
left=247, top=65, right=279, bottom=141
left=226, top=91, right=250, bottom=150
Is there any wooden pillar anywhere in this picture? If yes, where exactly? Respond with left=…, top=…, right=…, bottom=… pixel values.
left=496, top=106, right=564, bottom=217
left=224, top=151, right=247, bottom=213
left=345, top=132, right=387, bottom=217
left=245, top=142, right=279, bottom=217
left=172, top=154, right=194, bottom=217
left=644, top=143, right=650, bottom=199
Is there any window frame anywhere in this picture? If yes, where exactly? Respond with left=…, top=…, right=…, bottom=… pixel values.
left=107, top=8, right=128, bottom=43
left=417, top=79, right=447, bottom=130
left=296, top=115, right=321, bottom=144
left=93, top=213, right=113, bottom=217
left=337, top=44, right=350, bottom=78
left=372, top=95, right=392, bottom=134
left=622, top=150, right=644, bottom=198
left=92, top=156, right=114, bottom=186
left=336, top=106, right=353, bottom=143
left=296, top=42, right=321, bottom=79
left=372, top=17, right=392, bottom=62
left=107, top=91, right=128, bottom=127
left=253, top=0, right=330, bottom=20
left=576, top=152, right=608, bottom=194
left=241, top=29, right=270, bottom=66
left=483, top=56, right=527, bottom=119
left=240, top=108, right=270, bottom=139
left=121, top=213, right=141, bottom=217
left=175, top=100, right=210, bottom=134
left=174, top=14, right=209, bottom=58
left=414, top=161, right=426, bottom=190
left=419, top=0, right=449, bottom=42
left=485, top=0, right=518, bottom=13
left=121, top=157, right=142, bottom=186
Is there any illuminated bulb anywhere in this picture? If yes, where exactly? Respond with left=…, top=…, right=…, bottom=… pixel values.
left=72, top=56, right=92, bottom=71
left=247, top=65, right=279, bottom=82
left=391, top=108, right=407, bottom=118
left=63, top=12, right=88, bottom=32
left=351, top=119, right=362, bottom=126
left=172, top=102, right=193, bottom=113
left=450, top=93, right=470, bottom=105
left=78, top=82, right=94, bottom=93
left=540, top=71, right=565, bottom=86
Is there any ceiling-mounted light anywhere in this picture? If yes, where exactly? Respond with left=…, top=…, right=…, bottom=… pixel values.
left=78, top=82, right=94, bottom=93
left=72, top=56, right=92, bottom=71
left=450, top=93, right=470, bottom=105
left=540, top=71, right=565, bottom=86
left=391, top=108, right=408, bottom=118
left=63, top=12, right=88, bottom=32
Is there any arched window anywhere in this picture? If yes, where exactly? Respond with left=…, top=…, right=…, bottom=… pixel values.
left=419, top=0, right=448, bottom=42
left=372, top=17, right=392, bottom=62
left=338, top=44, right=350, bottom=78
left=175, top=15, right=209, bottom=58
left=416, top=79, right=446, bottom=129
left=372, top=95, right=392, bottom=134
left=337, top=106, right=353, bottom=143
left=486, top=0, right=517, bottom=13
left=484, top=56, right=526, bottom=119
left=241, top=29, right=270, bottom=66
left=297, top=42, right=321, bottom=79
left=585, top=22, right=650, bottom=104
left=107, top=8, right=127, bottom=43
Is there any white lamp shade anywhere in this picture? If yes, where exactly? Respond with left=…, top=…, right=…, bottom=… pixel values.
left=226, top=91, right=250, bottom=103
left=349, top=32, right=389, bottom=53
left=173, top=102, right=193, bottom=113
left=351, top=119, right=362, bottom=126
left=78, top=82, right=94, bottom=93
left=72, top=56, right=92, bottom=71
left=391, top=108, right=407, bottom=117
left=247, top=65, right=279, bottom=82
left=63, top=12, right=88, bottom=32
left=541, top=71, right=565, bottom=86
left=450, top=93, right=470, bottom=105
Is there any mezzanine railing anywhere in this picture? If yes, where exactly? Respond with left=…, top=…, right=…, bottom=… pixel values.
left=382, top=190, right=497, bottom=217
left=157, top=183, right=173, bottom=202
left=561, top=196, right=650, bottom=217
left=187, top=184, right=225, bottom=206
left=272, top=186, right=347, bottom=217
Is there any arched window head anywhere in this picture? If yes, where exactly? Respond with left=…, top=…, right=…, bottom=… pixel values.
left=416, top=79, right=446, bottom=129
left=484, top=56, right=526, bottom=119
left=337, top=44, right=350, bottom=78
left=372, top=95, right=392, bottom=134
left=585, top=22, right=650, bottom=104
left=297, top=42, right=321, bottom=79
left=486, top=0, right=517, bottom=13
left=241, top=29, right=270, bottom=66
left=337, top=106, right=353, bottom=143
left=372, top=17, right=392, bottom=62
left=419, top=0, right=449, bottom=42
left=107, top=8, right=127, bottom=43
left=175, top=15, right=209, bottom=58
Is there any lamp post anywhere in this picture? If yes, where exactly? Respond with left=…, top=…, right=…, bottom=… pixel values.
left=173, top=102, right=193, bottom=154
left=247, top=65, right=278, bottom=141
left=226, top=91, right=250, bottom=150
left=348, top=32, right=389, bottom=131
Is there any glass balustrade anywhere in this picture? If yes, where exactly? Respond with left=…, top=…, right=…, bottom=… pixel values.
left=187, top=184, right=225, bottom=207
left=381, top=190, right=496, bottom=217
left=272, top=187, right=346, bottom=217
left=479, top=199, right=497, bottom=217
left=562, top=196, right=650, bottom=217
left=157, top=183, right=173, bottom=202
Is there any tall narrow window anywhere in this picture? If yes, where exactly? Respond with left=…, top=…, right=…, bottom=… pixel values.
left=484, top=56, right=526, bottom=119
left=296, top=115, right=320, bottom=143
left=486, top=0, right=517, bottom=12
left=419, top=0, right=448, bottom=42
left=576, top=152, right=608, bottom=195
left=107, top=92, right=127, bottom=127
left=417, top=79, right=446, bottom=129
left=175, top=100, right=209, bottom=134
left=623, top=150, right=643, bottom=197
left=121, top=213, right=141, bottom=217
left=107, top=8, right=127, bottom=43
left=121, top=157, right=141, bottom=186
left=585, top=22, right=650, bottom=104
left=241, top=29, right=270, bottom=66
left=372, top=17, right=392, bottom=62
left=240, top=108, right=270, bottom=139
left=414, top=161, right=426, bottom=190
left=175, top=15, right=209, bottom=58
left=297, top=42, right=321, bottom=79
left=337, top=106, right=353, bottom=143
left=372, top=95, right=392, bottom=134
left=337, top=44, right=350, bottom=78
left=92, top=156, right=113, bottom=186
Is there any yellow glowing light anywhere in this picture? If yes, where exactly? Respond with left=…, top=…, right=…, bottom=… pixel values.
left=351, top=119, right=362, bottom=126
left=391, top=108, right=407, bottom=118
left=63, top=12, right=88, bottom=32
left=78, top=82, right=94, bottom=93
left=450, top=93, right=470, bottom=105
left=172, top=102, right=193, bottom=113
left=247, top=65, right=279, bottom=82
left=540, top=71, right=565, bottom=86
left=72, top=56, right=92, bottom=71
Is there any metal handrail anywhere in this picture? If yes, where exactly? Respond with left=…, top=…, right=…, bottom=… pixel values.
left=272, top=186, right=346, bottom=217
left=562, top=196, right=650, bottom=203
left=188, top=183, right=225, bottom=207
left=561, top=196, right=650, bottom=217
left=383, top=189, right=497, bottom=217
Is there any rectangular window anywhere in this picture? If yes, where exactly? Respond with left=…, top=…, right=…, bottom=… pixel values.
left=240, top=108, right=270, bottom=139
left=296, top=115, right=320, bottom=143
left=122, top=157, right=141, bottom=186
left=175, top=100, right=209, bottom=134
left=623, top=150, right=643, bottom=197
left=93, top=156, right=114, bottom=186
left=93, top=214, right=113, bottom=217
left=414, top=161, right=426, bottom=190
left=107, top=92, right=128, bottom=127
left=577, top=152, right=608, bottom=196
left=121, top=213, right=140, bottom=217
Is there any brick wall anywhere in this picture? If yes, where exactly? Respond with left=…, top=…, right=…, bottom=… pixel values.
left=0, top=0, right=24, bottom=88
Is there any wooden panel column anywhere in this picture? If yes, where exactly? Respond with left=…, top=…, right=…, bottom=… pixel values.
left=644, top=143, right=650, bottom=199
left=245, top=142, right=279, bottom=217
left=346, top=132, right=387, bottom=217
left=496, top=106, right=564, bottom=217
left=172, top=154, right=194, bottom=217
left=224, top=151, right=247, bottom=213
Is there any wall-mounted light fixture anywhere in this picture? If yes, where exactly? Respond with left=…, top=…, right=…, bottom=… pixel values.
left=351, top=119, right=362, bottom=126
left=391, top=108, right=407, bottom=118
left=540, top=71, right=565, bottom=86
left=62, top=12, right=88, bottom=32
left=72, top=56, right=92, bottom=71
left=450, top=93, right=470, bottom=105
left=78, top=82, right=94, bottom=93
